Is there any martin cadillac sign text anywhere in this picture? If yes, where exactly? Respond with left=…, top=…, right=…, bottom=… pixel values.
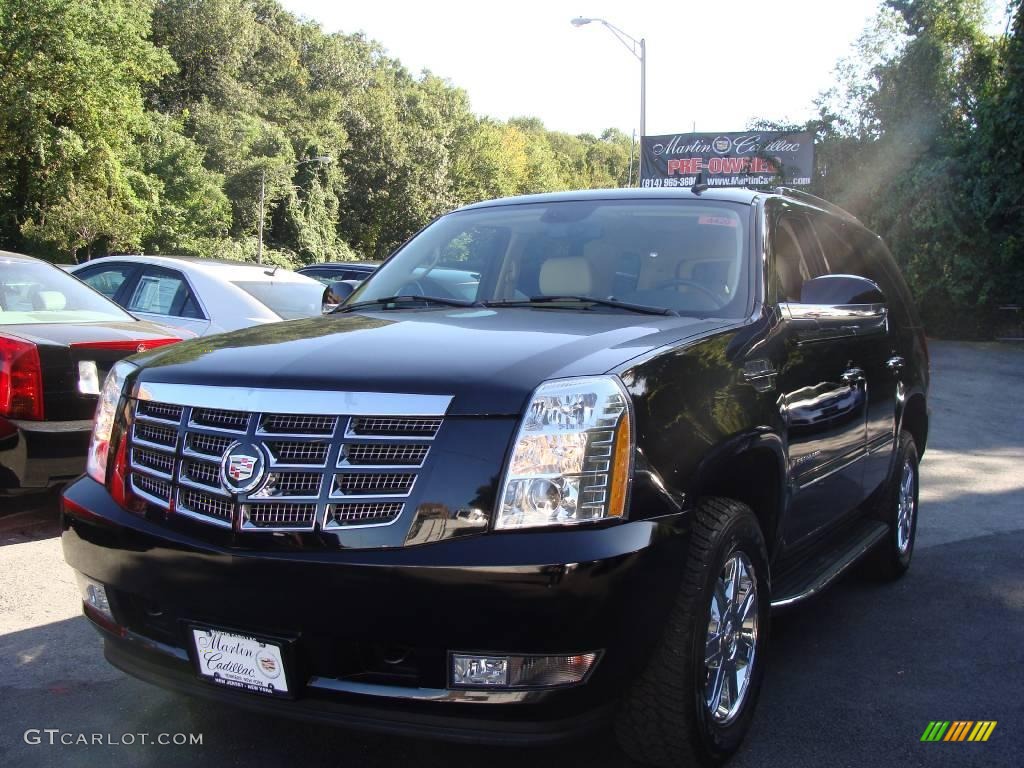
left=641, top=131, right=814, bottom=188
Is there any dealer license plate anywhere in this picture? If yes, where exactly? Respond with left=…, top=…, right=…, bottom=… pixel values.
left=191, top=627, right=290, bottom=697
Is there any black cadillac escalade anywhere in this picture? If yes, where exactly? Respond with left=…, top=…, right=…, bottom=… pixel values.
left=61, top=187, right=928, bottom=766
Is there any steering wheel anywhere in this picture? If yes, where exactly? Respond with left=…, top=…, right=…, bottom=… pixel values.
left=651, top=278, right=727, bottom=309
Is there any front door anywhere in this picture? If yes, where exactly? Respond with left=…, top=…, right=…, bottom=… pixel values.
left=770, top=209, right=868, bottom=549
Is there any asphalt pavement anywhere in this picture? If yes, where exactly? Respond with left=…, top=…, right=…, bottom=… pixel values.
left=1, top=340, right=1021, bottom=767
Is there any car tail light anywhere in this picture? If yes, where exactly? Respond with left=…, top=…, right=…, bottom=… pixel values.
left=70, top=338, right=181, bottom=353
left=0, top=335, right=44, bottom=420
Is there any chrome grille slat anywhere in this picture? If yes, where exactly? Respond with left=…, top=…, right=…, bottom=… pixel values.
left=267, top=440, right=329, bottom=466
left=185, top=432, right=233, bottom=458
left=134, top=422, right=178, bottom=449
left=325, top=502, right=404, bottom=528
left=131, top=447, right=175, bottom=478
left=333, top=472, right=415, bottom=497
left=242, top=503, right=318, bottom=530
left=181, top=458, right=222, bottom=489
left=128, top=398, right=443, bottom=533
left=347, top=417, right=441, bottom=438
left=177, top=487, right=233, bottom=527
left=250, top=472, right=322, bottom=499
left=340, top=443, right=429, bottom=467
left=130, top=473, right=171, bottom=507
left=190, top=407, right=250, bottom=432
left=136, top=401, right=184, bottom=424
left=259, top=414, right=337, bottom=436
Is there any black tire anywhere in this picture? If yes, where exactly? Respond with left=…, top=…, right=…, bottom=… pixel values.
left=866, top=431, right=919, bottom=580
left=616, top=497, right=771, bottom=767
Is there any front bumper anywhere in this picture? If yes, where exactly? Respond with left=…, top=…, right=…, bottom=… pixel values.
left=0, top=417, right=92, bottom=492
left=62, top=477, right=690, bottom=744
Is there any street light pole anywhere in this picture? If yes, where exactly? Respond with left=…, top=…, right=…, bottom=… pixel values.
left=255, top=155, right=331, bottom=265
left=256, top=168, right=267, bottom=265
left=571, top=17, right=647, bottom=184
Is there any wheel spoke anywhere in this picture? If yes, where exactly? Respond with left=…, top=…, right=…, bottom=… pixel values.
left=737, top=586, right=756, bottom=623
left=705, top=632, right=724, bottom=666
left=729, top=557, right=742, bottom=605
left=707, top=660, right=727, bottom=713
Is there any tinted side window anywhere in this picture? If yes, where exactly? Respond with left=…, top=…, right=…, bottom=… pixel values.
left=813, top=217, right=916, bottom=326
left=772, top=214, right=825, bottom=302
left=300, top=269, right=335, bottom=286
left=78, top=263, right=136, bottom=299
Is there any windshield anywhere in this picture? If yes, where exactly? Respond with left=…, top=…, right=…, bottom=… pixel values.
left=231, top=279, right=324, bottom=320
left=0, top=258, right=135, bottom=325
left=349, top=199, right=752, bottom=317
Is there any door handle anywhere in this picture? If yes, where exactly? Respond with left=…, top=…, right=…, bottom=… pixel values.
left=886, top=355, right=905, bottom=373
left=841, top=367, right=865, bottom=384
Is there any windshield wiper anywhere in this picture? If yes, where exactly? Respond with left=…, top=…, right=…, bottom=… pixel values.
left=485, top=295, right=677, bottom=316
left=333, top=295, right=482, bottom=313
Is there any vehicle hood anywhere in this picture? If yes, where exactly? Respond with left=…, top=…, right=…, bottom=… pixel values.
left=131, top=308, right=726, bottom=415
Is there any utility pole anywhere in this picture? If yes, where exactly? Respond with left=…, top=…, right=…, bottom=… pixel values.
left=256, top=168, right=266, bottom=265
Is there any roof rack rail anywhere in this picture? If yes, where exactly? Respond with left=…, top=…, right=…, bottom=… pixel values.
left=772, top=187, right=861, bottom=224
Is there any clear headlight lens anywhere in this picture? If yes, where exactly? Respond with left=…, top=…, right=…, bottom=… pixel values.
left=86, top=361, right=135, bottom=485
left=496, top=376, right=633, bottom=530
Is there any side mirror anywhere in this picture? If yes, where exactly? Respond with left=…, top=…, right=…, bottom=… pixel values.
left=321, top=280, right=356, bottom=314
left=782, top=275, right=887, bottom=341
left=798, top=274, right=885, bottom=306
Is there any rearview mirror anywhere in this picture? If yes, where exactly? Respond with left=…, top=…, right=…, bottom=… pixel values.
left=321, top=280, right=356, bottom=314
left=798, top=274, right=885, bottom=306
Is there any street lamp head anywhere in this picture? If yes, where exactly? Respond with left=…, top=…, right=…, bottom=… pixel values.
left=311, top=155, right=332, bottom=164
left=570, top=17, right=593, bottom=27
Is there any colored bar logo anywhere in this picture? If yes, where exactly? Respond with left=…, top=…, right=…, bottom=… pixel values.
left=921, top=721, right=997, bottom=742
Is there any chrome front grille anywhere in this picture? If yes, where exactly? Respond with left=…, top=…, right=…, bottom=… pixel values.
left=126, top=392, right=445, bottom=533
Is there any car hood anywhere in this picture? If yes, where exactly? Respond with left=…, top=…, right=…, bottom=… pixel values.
left=131, top=308, right=727, bottom=415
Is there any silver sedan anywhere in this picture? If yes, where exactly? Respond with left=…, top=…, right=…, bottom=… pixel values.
left=70, top=255, right=327, bottom=336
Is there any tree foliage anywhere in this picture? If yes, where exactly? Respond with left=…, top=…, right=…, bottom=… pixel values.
left=0, top=0, right=635, bottom=265
left=784, top=0, right=1023, bottom=337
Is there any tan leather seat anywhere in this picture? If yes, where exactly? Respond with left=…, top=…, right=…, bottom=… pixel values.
left=539, top=256, right=593, bottom=296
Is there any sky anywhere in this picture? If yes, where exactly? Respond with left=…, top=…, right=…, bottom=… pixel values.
left=281, top=0, right=886, bottom=137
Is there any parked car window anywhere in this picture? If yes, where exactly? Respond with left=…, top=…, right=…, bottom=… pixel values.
left=231, top=280, right=324, bottom=320
left=352, top=200, right=752, bottom=317
left=299, top=269, right=336, bottom=286
left=128, top=272, right=188, bottom=315
left=0, top=259, right=134, bottom=324
left=77, top=263, right=136, bottom=299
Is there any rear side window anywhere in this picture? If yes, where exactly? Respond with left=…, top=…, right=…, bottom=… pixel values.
left=128, top=270, right=189, bottom=316
left=78, top=263, right=136, bottom=299
left=812, top=216, right=917, bottom=327
left=771, top=214, right=824, bottom=302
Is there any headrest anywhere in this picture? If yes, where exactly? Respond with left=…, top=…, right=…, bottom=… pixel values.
left=35, top=291, right=67, bottom=311
left=539, top=257, right=592, bottom=296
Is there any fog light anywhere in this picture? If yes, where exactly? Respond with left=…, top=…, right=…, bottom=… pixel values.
left=451, top=655, right=508, bottom=687
left=451, top=652, right=599, bottom=689
left=75, top=573, right=113, bottom=621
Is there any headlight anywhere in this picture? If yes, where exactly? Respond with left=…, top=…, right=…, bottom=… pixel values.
left=86, top=361, right=136, bottom=485
left=496, top=376, right=633, bottom=530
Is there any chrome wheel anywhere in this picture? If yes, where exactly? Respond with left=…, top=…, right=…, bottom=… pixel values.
left=895, top=457, right=917, bottom=554
left=704, top=551, right=758, bottom=724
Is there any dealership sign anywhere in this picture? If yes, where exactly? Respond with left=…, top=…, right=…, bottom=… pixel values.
left=640, top=131, right=814, bottom=188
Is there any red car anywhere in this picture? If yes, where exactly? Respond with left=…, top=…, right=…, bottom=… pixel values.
left=1, top=250, right=185, bottom=498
